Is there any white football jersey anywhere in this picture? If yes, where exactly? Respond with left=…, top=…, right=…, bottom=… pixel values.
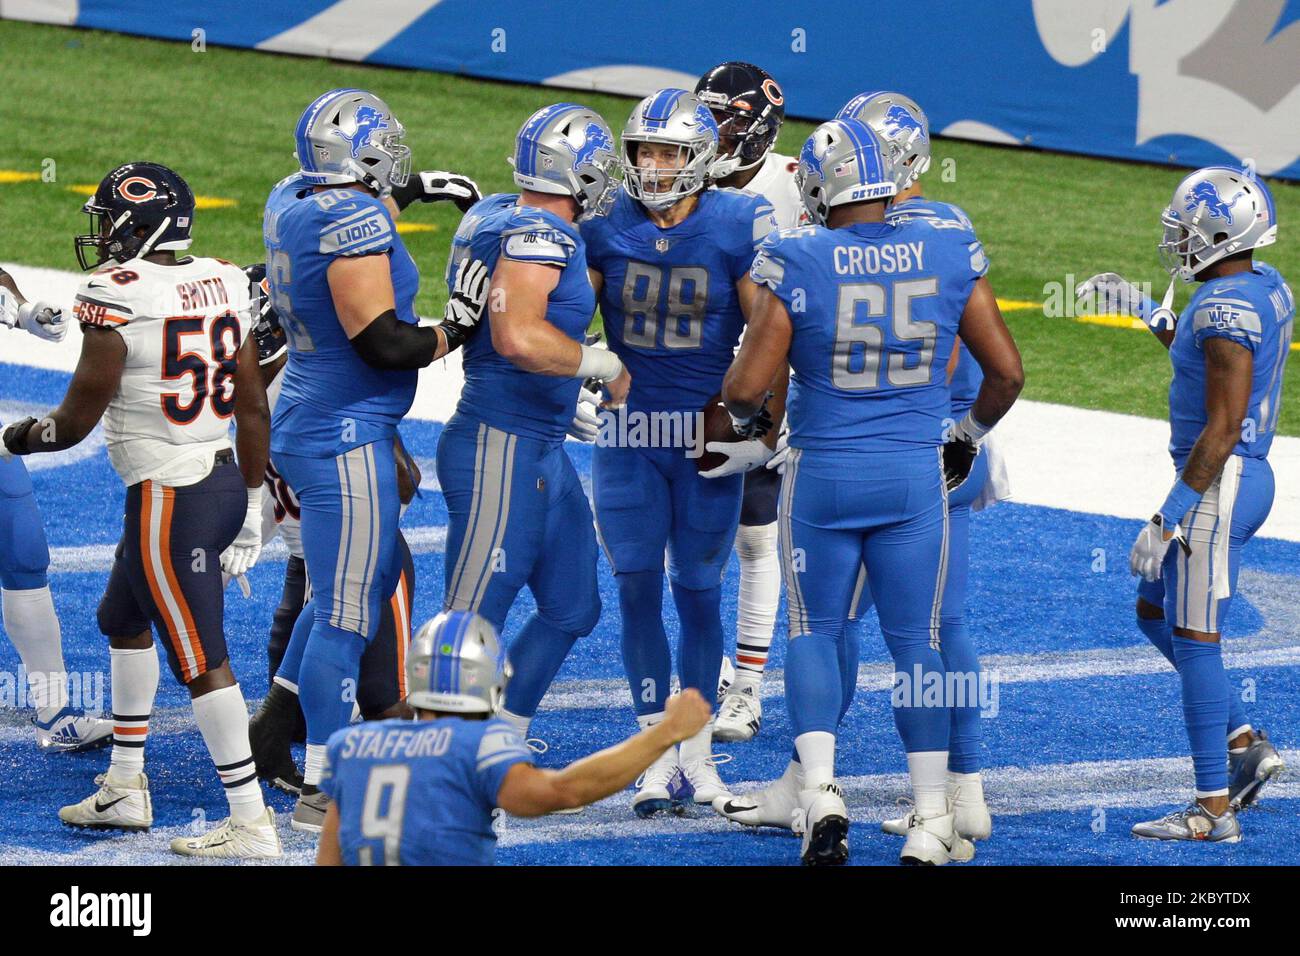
left=73, top=256, right=253, bottom=487
left=261, top=364, right=304, bottom=559
left=744, top=151, right=808, bottom=230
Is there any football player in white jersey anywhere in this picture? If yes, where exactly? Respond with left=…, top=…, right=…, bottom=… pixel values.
left=0, top=269, right=113, bottom=752
left=1, top=163, right=280, bottom=858
left=694, top=62, right=806, bottom=742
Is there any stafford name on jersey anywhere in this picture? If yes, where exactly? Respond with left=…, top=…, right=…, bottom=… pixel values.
left=833, top=240, right=927, bottom=275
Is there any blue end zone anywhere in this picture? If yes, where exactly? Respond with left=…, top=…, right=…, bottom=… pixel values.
left=1, top=364, right=1296, bottom=865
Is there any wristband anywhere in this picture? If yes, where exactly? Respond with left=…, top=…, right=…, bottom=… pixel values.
left=576, top=344, right=623, bottom=382
left=953, top=410, right=993, bottom=446
left=1158, top=478, right=1202, bottom=526
left=1, top=416, right=39, bottom=456
left=389, top=176, right=424, bottom=211
left=438, top=321, right=472, bottom=354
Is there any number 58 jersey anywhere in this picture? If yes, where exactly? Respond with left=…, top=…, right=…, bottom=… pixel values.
left=72, top=257, right=253, bottom=487
left=750, top=218, right=985, bottom=454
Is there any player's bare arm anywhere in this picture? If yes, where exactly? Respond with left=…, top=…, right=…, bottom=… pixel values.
left=722, top=283, right=791, bottom=421
left=955, top=277, right=1025, bottom=428
left=1180, top=337, right=1253, bottom=494
left=232, top=334, right=270, bottom=488
left=736, top=275, right=789, bottom=448
left=495, top=690, right=711, bottom=817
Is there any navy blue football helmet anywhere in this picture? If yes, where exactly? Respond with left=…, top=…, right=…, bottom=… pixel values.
left=75, top=162, right=196, bottom=270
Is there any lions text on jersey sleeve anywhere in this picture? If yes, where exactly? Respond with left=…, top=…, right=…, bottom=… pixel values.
left=750, top=217, right=983, bottom=456
left=886, top=197, right=990, bottom=418
left=262, top=174, right=420, bottom=458
left=447, top=193, right=595, bottom=443
left=319, top=716, right=532, bottom=865
left=72, top=257, right=253, bottom=487
left=583, top=188, right=777, bottom=415
left=1168, top=263, right=1295, bottom=468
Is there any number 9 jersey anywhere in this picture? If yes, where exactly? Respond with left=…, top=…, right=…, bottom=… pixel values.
left=72, top=257, right=253, bottom=487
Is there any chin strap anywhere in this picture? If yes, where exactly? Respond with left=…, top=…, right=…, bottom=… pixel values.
left=1148, top=278, right=1178, bottom=332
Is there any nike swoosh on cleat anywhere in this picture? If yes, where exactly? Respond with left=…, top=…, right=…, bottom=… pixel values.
left=721, top=800, right=757, bottom=814
left=93, top=795, right=129, bottom=813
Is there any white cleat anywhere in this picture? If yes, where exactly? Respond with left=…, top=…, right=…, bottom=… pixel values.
left=713, top=760, right=803, bottom=830
left=792, top=783, right=849, bottom=866
left=170, top=807, right=284, bottom=859
left=713, top=688, right=762, bottom=743
left=900, top=806, right=975, bottom=866
left=680, top=752, right=732, bottom=806
left=59, top=772, right=153, bottom=831
left=952, top=790, right=992, bottom=841
left=633, top=745, right=684, bottom=819
left=35, top=707, right=113, bottom=753
left=881, top=800, right=915, bottom=836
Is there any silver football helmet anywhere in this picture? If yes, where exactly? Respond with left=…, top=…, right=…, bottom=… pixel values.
left=796, top=119, right=898, bottom=226
left=621, top=89, right=719, bottom=211
left=837, top=91, right=931, bottom=190
left=294, top=88, right=411, bottom=197
left=406, top=611, right=510, bottom=715
left=510, top=103, right=619, bottom=217
left=1158, top=165, right=1277, bottom=281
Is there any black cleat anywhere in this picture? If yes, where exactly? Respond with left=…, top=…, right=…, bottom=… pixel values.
left=249, top=683, right=304, bottom=794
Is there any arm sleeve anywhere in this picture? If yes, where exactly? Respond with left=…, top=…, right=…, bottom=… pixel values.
left=1191, top=295, right=1264, bottom=352
left=474, top=722, right=534, bottom=807
left=349, top=309, right=441, bottom=370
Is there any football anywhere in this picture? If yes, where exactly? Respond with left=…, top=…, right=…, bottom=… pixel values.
left=695, top=394, right=744, bottom=472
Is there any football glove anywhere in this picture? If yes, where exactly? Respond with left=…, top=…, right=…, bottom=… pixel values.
left=942, top=414, right=989, bottom=491
left=728, top=391, right=775, bottom=441
left=0, top=287, right=67, bottom=343
left=220, top=486, right=264, bottom=591
left=438, top=258, right=490, bottom=353
left=1130, top=514, right=1190, bottom=582
left=700, top=438, right=775, bottom=479
left=764, top=425, right=790, bottom=474
left=392, top=170, right=482, bottom=213
left=568, top=383, right=602, bottom=442
left=1075, top=273, right=1174, bottom=331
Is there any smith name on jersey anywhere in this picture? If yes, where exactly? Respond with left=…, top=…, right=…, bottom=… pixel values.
left=72, top=257, right=254, bottom=487
left=262, top=174, right=420, bottom=458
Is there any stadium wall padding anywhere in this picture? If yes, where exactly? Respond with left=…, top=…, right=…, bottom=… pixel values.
left=5, top=0, right=1299, bottom=180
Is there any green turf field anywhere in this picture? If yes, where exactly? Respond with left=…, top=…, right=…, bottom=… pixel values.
left=2, top=19, right=1297, bottom=430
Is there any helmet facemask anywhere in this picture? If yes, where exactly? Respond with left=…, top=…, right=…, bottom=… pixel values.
left=708, top=104, right=777, bottom=178
left=623, top=138, right=709, bottom=211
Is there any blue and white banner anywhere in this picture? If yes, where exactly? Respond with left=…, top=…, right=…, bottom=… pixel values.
left=6, top=0, right=1300, bottom=179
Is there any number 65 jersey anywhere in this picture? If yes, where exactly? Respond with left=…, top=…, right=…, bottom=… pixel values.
left=749, top=218, right=984, bottom=454
left=73, top=257, right=253, bottom=487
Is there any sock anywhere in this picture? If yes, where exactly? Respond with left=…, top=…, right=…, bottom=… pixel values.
left=3, top=585, right=68, bottom=715
left=909, top=750, right=949, bottom=817
left=498, top=706, right=531, bottom=739
left=636, top=711, right=663, bottom=730
left=107, top=647, right=160, bottom=785
left=617, top=571, right=673, bottom=717
left=837, top=619, right=862, bottom=727
left=1139, top=615, right=1250, bottom=745
left=304, top=744, right=328, bottom=789
left=786, top=633, right=841, bottom=738
left=733, top=522, right=779, bottom=692
left=678, top=722, right=714, bottom=768
left=192, top=684, right=265, bottom=824
left=503, top=613, right=579, bottom=718
left=1172, top=635, right=1230, bottom=797
left=939, top=617, right=982, bottom=774
left=794, top=730, right=836, bottom=790
left=299, top=619, right=366, bottom=750
left=672, top=582, right=724, bottom=699
left=947, top=769, right=984, bottom=805
left=884, top=631, right=949, bottom=754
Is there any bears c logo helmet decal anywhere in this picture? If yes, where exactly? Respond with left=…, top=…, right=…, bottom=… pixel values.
left=117, top=176, right=159, bottom=203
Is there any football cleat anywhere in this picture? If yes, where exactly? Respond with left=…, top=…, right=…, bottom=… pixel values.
left=714, top=759, right=803, bottom=830
left=679, top=752, right=732, bottom=806
left=633, top=745, right=685, bottom=818
left=713, top=687, right=762, bottom=743
left=171, top=807, right=283, bottom=859
left=59, top=772, right=153, bottom=831
left=1229, top=729, right=1285, bottom=810
left=34, top=707, right=113, bottom=753
left=290, top=787, right=331, bottom=833
left=792, top=783, right=849, bottom=866
left=881, top=799, right=915, bottom=836
left=248, top=685, right=305, bottom=795
left=884, top=780, right=992, bottom=841
left=716, top=656, right=735, bottom=703
left=1132, top=802, right=1241, bottom=843
left=900, top=806, right=975, bottom=865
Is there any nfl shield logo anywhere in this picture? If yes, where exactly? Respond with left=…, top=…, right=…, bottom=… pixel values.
left=655, top=238, right=670, bottom=253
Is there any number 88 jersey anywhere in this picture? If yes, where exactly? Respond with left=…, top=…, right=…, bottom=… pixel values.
left=73, top=256, right=253, bottom=487
left=582, top=187, right=777, bottom=415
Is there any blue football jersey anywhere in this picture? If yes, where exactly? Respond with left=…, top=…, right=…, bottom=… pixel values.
left=750, top=218, right=984, bottom=453
left=447, top=193, right=595, bottom=443
left=263, top=175, right=420, bottom=458
left=583, top=188, right=778, bottom=414
left=1168, top=263, right=1294, bottom=467
left=887, top=197, right=989, bottom=416
left=319, top=715, right=532, bottom=866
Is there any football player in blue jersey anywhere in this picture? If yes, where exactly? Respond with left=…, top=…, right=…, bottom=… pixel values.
left=263, top=89, right=491, bottom=832
left=838, top=92, right=1008, bottom=843
left=717, top=119, right=1023, bottom=865
left=437, top=104, right=626, bottom=746
left=0, top=269, right=111, bottom=752
left=316, top=610, right=710, bottom=865
left=580, top=89, right=783, bottom=816
left=1079, top=166, right=1290, bottom=843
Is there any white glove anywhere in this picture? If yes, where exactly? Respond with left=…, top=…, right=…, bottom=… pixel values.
left=700, top=438, right=775, bottom=479
left=415, top=171, right=482, bottom=212
left=1075, top=273, right=1172, bottom=330
left=764, top=426, right=789, bottom=474
left=439, top=258, right=491, bottom=353
left=568, top=384, right=602, bottom=442
left=1129, top=514, right=1188, bottom=582
left=220, top=485, right=264, bottom=589
left=19, top=301, right=68, bottom=342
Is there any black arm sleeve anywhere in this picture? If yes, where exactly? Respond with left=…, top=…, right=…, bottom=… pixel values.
left=348, top=309, right=440, bottom=370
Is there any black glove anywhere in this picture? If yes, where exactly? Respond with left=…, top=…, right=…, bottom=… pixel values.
left=942, top=434, right=978, bottom=491
left=392, top=171, right=482, bottom=213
